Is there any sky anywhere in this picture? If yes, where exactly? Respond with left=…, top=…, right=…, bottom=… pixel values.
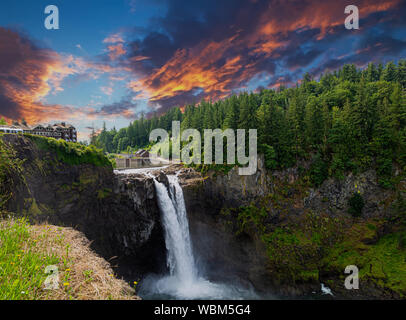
left=0, top=0, right=405, bottom=141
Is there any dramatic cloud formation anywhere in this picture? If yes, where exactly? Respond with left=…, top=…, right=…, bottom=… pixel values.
left=87, top=95, right=138, bottom=119
left=0, top=27, right=80, bottom=123
left=121, top=0, right=405, bottom=112
left=104, top=33, right=127, bottom=61
left=0, top=0, right=405, bottom=135
left=0, top=28, right=131, bottom=124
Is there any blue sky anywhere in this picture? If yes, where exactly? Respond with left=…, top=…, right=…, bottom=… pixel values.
left=0, top=0, right=405, bottom=141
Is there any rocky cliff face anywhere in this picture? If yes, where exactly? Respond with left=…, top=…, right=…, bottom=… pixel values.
left=173, top=157, right=276, bottom=293
left=3, top=134, right=404, bottom=298
left=304, top=170, right=393, bottom=218
left=2, top=134, right=166, bottom=280
left=174, top=156, right=405, bottom=298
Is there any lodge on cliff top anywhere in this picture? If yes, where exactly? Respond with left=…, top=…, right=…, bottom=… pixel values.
left=0, top=122, right=77, bottom=142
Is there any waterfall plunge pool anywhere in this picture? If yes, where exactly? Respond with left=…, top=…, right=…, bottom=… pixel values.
left=138, top=175, right=260, bottom=300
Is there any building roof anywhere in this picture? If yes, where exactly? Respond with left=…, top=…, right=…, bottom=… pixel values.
left=0, top=125, right=23, bottom=131
left=3, top=122, right=76, bottom=131
left=53, top=122, right=75, bottom=129
left=18, top=124, right=32, bottom=130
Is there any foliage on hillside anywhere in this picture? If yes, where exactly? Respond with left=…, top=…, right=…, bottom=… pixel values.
left=0, top=218, right=137, bottom=300
left=93, top=60, right=406, bottom=188
left=27, top=135, right=111, bottom=167
left=0, top=138, right=23, bottom=210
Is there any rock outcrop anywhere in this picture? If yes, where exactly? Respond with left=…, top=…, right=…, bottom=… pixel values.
left=2, top=134, right=166, bottom=280
left=172, top=157, right=275, bottom=293
left=304, top=170, right=393, bottom=218
left=171, top=156, right=405, bottom=298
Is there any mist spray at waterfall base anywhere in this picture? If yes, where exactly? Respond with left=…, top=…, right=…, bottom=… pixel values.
left=139, top=175, right=258, bottom=300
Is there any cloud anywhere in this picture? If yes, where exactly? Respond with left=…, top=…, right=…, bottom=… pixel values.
left=0, top=27, right=135, bottom=125
left=286, top=49, right=323, bottom=70
left=1, top=0, right=405, bottom=126
left=101, top=86, right=114, bottom=96
left=103, top=33, right=125, bottom=44
left=0, top=27, right=82, bottom=123
left=107, top=43, right=127, bottom=60
left=310, top=33, right=406, bottom=77
left=87, top=96, right=138, bottom=119
left=121, top=0, right=404, bottom=112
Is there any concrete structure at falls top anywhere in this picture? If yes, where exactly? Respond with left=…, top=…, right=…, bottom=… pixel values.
left=115, top=157, right=168, bottom=169
left=115, top=150, right=169, bottom=170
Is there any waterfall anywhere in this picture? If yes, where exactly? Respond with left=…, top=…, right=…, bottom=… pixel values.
left=153, top=175, right=197, bottom=284
left=139, top=173, right=259, bottom=300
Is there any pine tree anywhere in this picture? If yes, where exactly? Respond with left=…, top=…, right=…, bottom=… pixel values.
left=89, top=60, right=405, bottom=179
left=287, top=93, right=305, bottom=159
left=365, top=63, right=378, bottom=82
left=398, top=59, right=406, bottom=89
left=223, top=96, right=239, bottom=130
left=304, top=96, right=324, bottom=148
left=381, top=61, right=398, bottom=82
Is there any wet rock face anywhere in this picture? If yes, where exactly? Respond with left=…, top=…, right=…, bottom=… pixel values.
left=112, top=172, right=167, bottom=278
left=186, top=212, right=275, bottom=293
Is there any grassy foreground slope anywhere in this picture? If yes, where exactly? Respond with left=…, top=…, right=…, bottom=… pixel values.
left=0, top=136, right=138, bottom=300
left=0, top=217, right=138, bottom=300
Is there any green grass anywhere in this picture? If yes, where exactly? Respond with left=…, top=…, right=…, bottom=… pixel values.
left=237, top=205, right=267, bottom=234
left=0, top=218, right=138, bottom=300
left=322, top=227, right=406, bottom=297
left=0, top=218, right=59, bottom=300
left=26, top=135, right=111, bottom=167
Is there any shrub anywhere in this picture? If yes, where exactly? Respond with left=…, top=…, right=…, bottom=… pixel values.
left=260, top=144, right=278, bottom=170
left=26, top=135, right=111, bottom=167
left=348, top=192, right=365, bottom=217
left=309, top=153, right=328, bottom=187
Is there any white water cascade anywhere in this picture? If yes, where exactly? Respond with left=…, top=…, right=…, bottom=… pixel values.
left=155, top=175, right=197, bottom=284
left=140, top=174, right=258, bottom=300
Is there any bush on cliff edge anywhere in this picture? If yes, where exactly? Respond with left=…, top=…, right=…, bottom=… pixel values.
left=26, top=135, right=111, bottom=167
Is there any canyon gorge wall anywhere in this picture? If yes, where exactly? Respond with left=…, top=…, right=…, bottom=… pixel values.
left=2, top=134, right=405, bottom=298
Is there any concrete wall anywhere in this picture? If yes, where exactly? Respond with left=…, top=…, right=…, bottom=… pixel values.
left=115, top=157, right=157, bottom=169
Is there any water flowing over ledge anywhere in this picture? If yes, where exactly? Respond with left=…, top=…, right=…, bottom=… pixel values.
left=139, top=173, right=259, bottom=300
